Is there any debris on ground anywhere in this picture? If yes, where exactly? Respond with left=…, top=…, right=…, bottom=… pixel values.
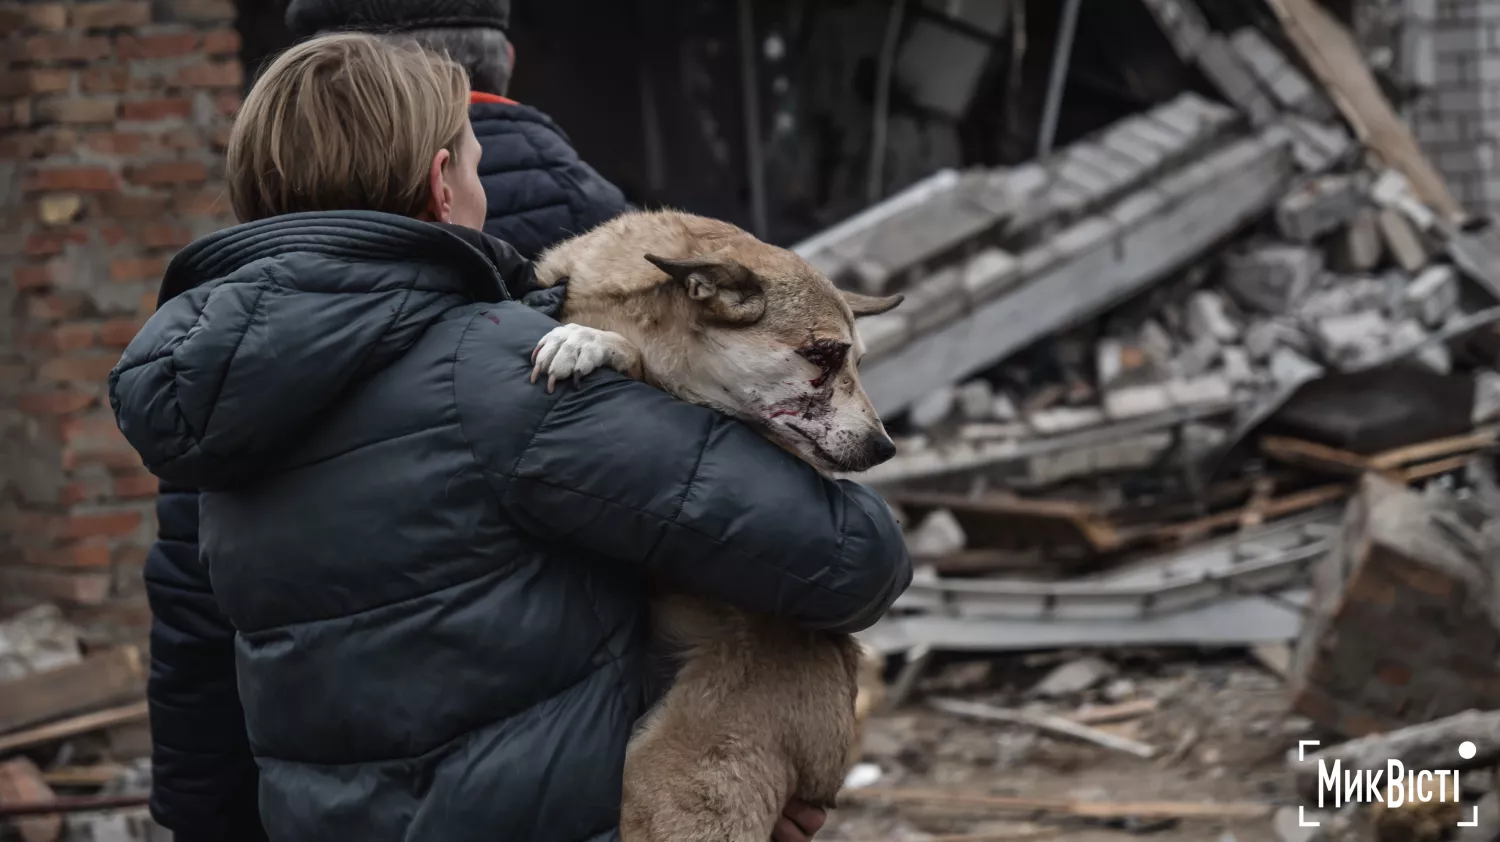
left=792, top=0, right=1500, bottom=840
left=0, top=608, right=158, bottom=841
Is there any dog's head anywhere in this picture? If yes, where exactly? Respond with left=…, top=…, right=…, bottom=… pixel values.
left=644, top=249, right=902, bottom=474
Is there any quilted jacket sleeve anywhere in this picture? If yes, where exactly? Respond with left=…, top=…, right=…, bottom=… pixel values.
left=456, top=307, right=911, bottom=634
left=143, top=483, right=266, bottom=842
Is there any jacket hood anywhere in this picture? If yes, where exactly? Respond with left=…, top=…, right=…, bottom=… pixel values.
left=111, top=211, right=518, bottom=490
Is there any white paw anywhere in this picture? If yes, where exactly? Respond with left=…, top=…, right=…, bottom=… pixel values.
left=530, top=324, right=618, bottom=393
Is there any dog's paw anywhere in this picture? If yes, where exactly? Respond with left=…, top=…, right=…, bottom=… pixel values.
left=530, top=324, right=636, bottom=393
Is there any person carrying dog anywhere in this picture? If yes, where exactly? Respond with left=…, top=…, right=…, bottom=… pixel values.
left=112, top=32, right=909, bottom=842
left=140, top=4, right=635, bottom=840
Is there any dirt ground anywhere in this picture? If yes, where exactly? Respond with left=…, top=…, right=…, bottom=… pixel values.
left=825, top=651, right=1312, bottom=842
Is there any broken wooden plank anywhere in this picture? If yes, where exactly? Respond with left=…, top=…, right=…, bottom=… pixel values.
left=1069, top=698, right=1159, bottom=726
left=0, top=646, right=145, bottom=736
left=1147, top=484, right=1350, bottom=545
left=0, top=759, right=61, bottom=842
left=1263, top=427, right=1500, bottom=477
left=1264, top=0, right=1462, bottom=220
left=890, top=491, right=1124, bottom=553
left=1369, top=426, right=1500, bottom=470
left=841, top=786, right=1274, bottom=820
left=1260, top=435, right=1371, bottom=476
left=0, top=794, right=149, bottom=819
left=0, top=702, right=148, bottom=757
left=844, top=830, right=1057, bottom=842
left=39, top=765, right=126, bottom=789
left=1291, top=709, right=1500, bottom=799
left=930, top=698, right=1158, bottom=759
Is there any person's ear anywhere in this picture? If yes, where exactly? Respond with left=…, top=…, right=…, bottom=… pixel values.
left=426, top=148, right=454, bottom=223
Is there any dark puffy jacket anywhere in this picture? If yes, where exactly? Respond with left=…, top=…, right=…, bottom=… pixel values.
left=111, top=212, right=909, bottom=842
left=470, top=99, right=631, bottom=259
left=138, top=99, right=631, bottom=842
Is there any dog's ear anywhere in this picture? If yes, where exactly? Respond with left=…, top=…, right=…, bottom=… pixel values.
left=645, top=254, right=766, bottom=324
left=842, top=290, right=904, bottom=317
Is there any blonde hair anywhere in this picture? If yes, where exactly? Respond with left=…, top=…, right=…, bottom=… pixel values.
left=228, top=32, right=470, bottom=222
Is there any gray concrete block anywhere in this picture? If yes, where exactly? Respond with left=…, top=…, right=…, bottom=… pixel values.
left=858, top=312, right=910, bottom=360
left=859, top=127, right=1295, bottom=417
left=1221, top=244, right=1322, bottom=315
left=1378, top=208, right=1431, bottom=272
left=904, top=264, right=970, bottom=335
left=1330, top=208, right=1385, bottom=273
left=1274, top=174, right=1362, bottom=242
left=1222, top=345, right=1256, bottom=384
left=1139, top=0, right=1212, bottom=59
left=956, top=379, right=995, bottom=421
left=1168, top=374, right=1233, bottom=407
left=1270, top=346, right=1325, bottom=385
left=1186, top=289, right=1242, bottom=342
left=1314, top=310, right=1392, bottom=368
left=1051, top=216, right=1117, bottom=259
left=1055, top=154, right=1118, bottom=198
left=1071, top=142, right=1145, bottom=191
left=1229, top=27, right=1334, bottom=120
left=1245, top=317, right=1311, bottom=360
left=1101, top=126, right=1167, bottom=172
left=1121, top=116, right=1190, bottom=157
left=1390, top=319, right=1451, bottom=374
left=1170, top=335, right=1222, bottom=379
left=1285, top=116, right=1353, bottom=173
left=1028, top=405, right=1107, bottom=436
left=1400, top=23, right=1438, bottom=89
left=1172, top=90, right=1240, bottom=129
left=962, top=247, right=1022, bottom=304
left=1406, top=264, right=1460, bottom=327
left=1107, top=188, right=1169, bottom=229
left=1104, top=383, right=1174, bottom=419
left=1194, top=36, right=1280, bottom=125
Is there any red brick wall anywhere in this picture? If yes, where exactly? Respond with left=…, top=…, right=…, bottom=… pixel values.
left=1, top=0, right=240, bottom=628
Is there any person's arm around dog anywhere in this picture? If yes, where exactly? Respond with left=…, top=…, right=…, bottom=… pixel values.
left=455, top=309, right=911, bottom=635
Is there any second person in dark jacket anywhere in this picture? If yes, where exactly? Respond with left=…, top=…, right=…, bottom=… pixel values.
left=114, top=31, right=909, bottom=842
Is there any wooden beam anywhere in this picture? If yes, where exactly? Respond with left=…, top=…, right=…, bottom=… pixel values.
left=1264, top=0, right=1463, bottom=220
left=840, top=786, right=1274, bottom=820
left=930, top=698, right=1158, bottom=759
left=0, top=702, right=149, bottom=757
left=0, top=646, right=145, bottom=736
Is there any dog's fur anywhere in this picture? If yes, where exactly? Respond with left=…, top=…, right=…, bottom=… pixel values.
left=530, top=210, right=901, bottom=842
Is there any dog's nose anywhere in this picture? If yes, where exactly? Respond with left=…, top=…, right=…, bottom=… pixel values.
left=861, top=434, right=897, bottom=467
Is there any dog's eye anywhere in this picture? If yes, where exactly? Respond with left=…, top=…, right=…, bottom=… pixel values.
left=800, top=341, right=849, bottom=386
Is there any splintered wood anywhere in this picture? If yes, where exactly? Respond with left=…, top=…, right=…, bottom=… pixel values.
left=840, top=786, right=1274, bottom=821
left=1265, top=0, right=1463, bottom=220
left=0, top=701, right=149, bottom=757
left=0, top=646, right=146, bottom=735
left=929, top=698, right=1158, bottom=759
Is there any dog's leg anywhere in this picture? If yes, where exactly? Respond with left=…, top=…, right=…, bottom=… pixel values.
left=530, top=323, right=645, bottom=392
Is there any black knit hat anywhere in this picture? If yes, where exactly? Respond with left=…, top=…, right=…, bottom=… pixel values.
left=285, top=0, right=510, bottom=37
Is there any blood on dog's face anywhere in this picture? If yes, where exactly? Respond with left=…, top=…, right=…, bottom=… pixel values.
left=648, top=253, right=902, bottom=474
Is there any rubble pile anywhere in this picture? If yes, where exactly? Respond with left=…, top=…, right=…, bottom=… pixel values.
left=792, top=4, right=1500, bottom=835
left=0, top=606, right=159, bottom=842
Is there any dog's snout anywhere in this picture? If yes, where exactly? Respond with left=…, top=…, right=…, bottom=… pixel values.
left=861, top=434, right=897, bottom=468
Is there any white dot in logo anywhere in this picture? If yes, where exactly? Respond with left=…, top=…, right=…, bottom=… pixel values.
left=1460, top=741, right=1478, bottom=760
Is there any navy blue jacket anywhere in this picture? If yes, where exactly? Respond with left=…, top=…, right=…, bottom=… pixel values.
left=140, top=101, right=625, bottom=842
left=115, top=213, right=908, bottom=842
left=470, top=98, right=630, bottom=259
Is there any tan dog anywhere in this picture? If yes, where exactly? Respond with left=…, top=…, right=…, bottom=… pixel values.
left=530, top=210, right=901, bottom=842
